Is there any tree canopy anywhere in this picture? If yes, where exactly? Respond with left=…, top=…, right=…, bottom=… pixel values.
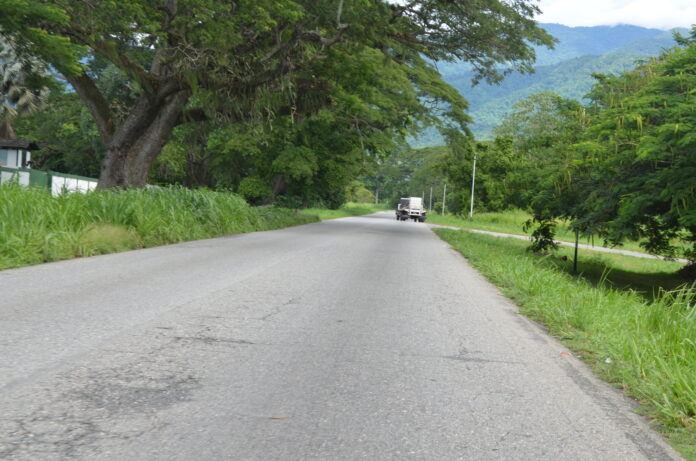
left=0, top=0, right=554, bottom=188
left=572, top=30, right=696, bottom=261
left=472, top=28, right=696, bottom=269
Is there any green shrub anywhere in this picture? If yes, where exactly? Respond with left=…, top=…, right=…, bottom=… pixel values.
left=237, top=177, right=271, bottom=205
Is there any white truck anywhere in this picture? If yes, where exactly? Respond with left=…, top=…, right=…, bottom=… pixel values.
left=396, top=197, right=427, bottom=222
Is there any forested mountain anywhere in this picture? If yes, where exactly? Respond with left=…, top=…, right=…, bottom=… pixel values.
left=412, top=24, right=683, bottom=144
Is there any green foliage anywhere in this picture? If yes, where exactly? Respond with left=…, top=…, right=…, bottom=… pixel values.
left=1, top=0, right=553, bottom=189
left=579, top=34, right=696, bottom=263
left=485, top=91, right=589, bottom=251
left=436, top=229, right=696, bottom=456
left=14, top=90, right=104, bottom=177
left=512, top=30, right=696, bottom=267
left=237, top=177, right=271, bottom=205
left=370, top=132, right=538, bottom=214
left=439, top=37, right=696, bottom=267
left=0, top=183, right=317, bottom=270
left=428, top=209, right=532, bottom=234
left=362, top=144, right=450, bottom=208
left=362, top=145, right=449, bottom=206
left=300, top=202, right=387, bottom=220
left=0, top=0, right=85, bottom=76
left=427, top=209, right=691, bottom=257
left=150, top=39, right=476, bottom=208
left=523, top=217, right=559, bottom=253
left=345, top=181, right=375, bottom=204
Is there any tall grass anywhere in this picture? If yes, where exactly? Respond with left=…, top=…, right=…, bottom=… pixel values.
left=435, top=229, right=696, bottom=458
left=0, top=184, right=318, bottom=270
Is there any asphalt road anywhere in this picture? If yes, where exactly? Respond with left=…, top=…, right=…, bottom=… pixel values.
left=0, top=212, right=682, bottom=460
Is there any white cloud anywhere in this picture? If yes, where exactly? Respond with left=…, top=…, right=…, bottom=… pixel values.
left=536, top=0, right=696, bottom=29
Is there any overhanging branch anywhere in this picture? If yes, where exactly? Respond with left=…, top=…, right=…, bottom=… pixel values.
left=65, top=72, right=114, bottom=142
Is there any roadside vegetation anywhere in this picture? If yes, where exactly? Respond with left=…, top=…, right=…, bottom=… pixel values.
left=435, top=229, right=696, bottom=458
left=0, top=185, right=317, bottom=271
left=300, top=202, right=388, bottom=221
left=427, top=210, right=687, bottom=256
left=374, top=31, right=695, bottom=273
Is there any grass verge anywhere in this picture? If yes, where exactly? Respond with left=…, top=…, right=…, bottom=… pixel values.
left=428, top=210, right=686, bottom=256
left=0, top=184, right=318, bottom=271
left=300, top=202, right=388, bottom=220
left=434, top=229, right=696, bottom=459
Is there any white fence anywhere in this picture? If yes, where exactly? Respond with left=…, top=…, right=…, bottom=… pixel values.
left=0, top=169, right=30, bottom=187
left=50, top=175, right=98, bottom=196
left=0, top=167, right=99, bottom=195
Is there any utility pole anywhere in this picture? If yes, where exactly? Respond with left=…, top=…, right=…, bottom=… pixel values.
left=573, top=229, right=579, bottom=273
left=375, top=188, right=379, bottom=205
left=442, top=183, right=447, bottom=215
left=469, top=151, right=477, bottom=220
left=429, top=187, right=433, bottom=211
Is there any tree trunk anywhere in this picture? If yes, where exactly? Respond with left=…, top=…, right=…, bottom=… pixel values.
left=272, top=174, right=289, bottom=196
left=97, top=91, right=190, bottom=189
left=0, top=119, right=16, bottom=139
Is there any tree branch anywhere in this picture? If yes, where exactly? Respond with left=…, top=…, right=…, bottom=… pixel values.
left=132, top=90, right=190, bottom=170
left=65, top=72, right=114, bottom=142
left=62, top=20, right=159, bottom=93
left=92, top=39, right=158, bottom=93
left=301, top=23, right=350, bottom=49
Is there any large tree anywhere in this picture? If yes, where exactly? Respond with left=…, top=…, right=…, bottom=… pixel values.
left=498, top=29, right=696, bottom=267
left=0, top=0, right=554, bottom=188
left=573, top=29, right=696, bottom=263
left=154, top=44, right=465, bottom=206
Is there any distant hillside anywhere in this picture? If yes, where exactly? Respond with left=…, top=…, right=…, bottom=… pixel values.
left=412, top=24, right=683, bottom=146
left=531, top=23, right=667, bottom=65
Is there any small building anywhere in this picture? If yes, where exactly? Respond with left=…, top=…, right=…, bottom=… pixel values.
left=0, top=138, right=38, bottom=169
left=0, top=138, right=99, bottom=193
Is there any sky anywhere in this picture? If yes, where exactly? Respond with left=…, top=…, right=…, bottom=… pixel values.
left=536, top=0, right=695, bottom=29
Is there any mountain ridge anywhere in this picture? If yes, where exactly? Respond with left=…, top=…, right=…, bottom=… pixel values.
left=412, top=24, right=684, bottom=146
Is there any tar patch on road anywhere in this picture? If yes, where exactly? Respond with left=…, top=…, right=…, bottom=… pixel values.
left=0, top=333, right=202, bottom=460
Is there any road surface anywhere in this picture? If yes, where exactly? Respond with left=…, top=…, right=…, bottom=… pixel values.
left=0, top=212, right=682, bottom=460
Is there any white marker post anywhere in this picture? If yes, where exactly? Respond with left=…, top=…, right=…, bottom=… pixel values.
left=469, top=152, right=477, bottom=220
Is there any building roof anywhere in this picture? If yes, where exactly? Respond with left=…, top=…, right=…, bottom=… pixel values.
left=0, top=138, right=40, bottom=150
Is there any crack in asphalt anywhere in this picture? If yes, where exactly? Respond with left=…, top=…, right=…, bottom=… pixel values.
left=442, top=355, right=523, bottom=365
left=173, top=335, right=256, bottom=346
